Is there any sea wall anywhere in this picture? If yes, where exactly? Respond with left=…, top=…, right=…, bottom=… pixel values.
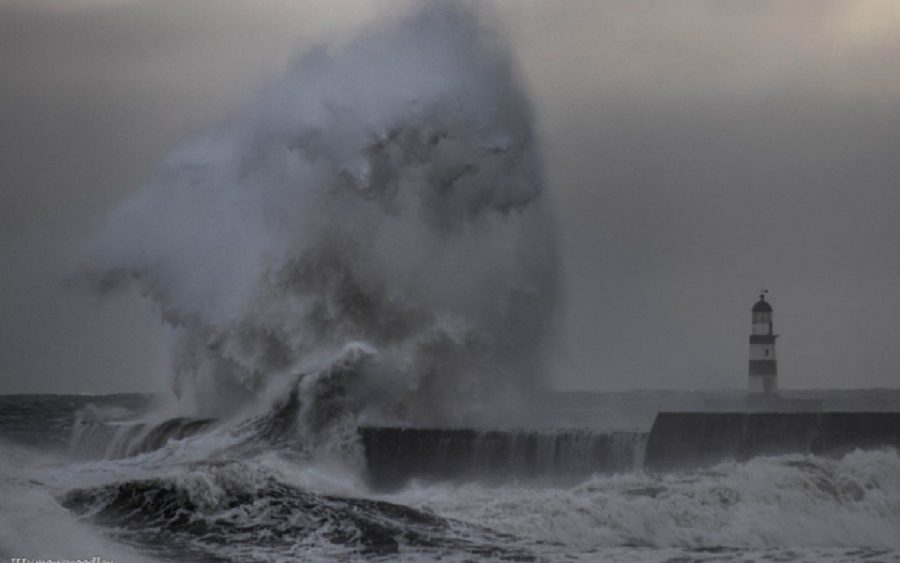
left=645, top=412, right=900, bottom=472
left=359, top=427, right=646, bottom=490
left=68, top=411, right=900, bottom=484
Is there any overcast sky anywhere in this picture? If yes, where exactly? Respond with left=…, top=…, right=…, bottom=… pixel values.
left=3, top=0, right=900, bottom=394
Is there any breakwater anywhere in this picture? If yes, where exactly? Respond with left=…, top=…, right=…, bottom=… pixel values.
left=360, top=427, right=647, bottom=489
left=68, top=412, right=900, bottom=485
left=644, top=412, right=900, bottom=472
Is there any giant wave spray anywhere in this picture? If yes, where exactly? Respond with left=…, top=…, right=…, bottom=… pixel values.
left=84, top=4, right=559, bottom=426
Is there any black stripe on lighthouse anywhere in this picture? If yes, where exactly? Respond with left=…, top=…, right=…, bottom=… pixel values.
left=749, top=359, right=777, bottom=376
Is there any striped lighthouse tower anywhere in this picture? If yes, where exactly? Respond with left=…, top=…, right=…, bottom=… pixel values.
left=749, top=291, right=778, bottom=394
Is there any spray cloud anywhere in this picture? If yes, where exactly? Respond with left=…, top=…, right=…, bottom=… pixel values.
left=85, top=3, right=558, bottom=426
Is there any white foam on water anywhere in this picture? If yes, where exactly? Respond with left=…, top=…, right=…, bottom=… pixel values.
left=0, top=441, right=158, bottom=562
left=389, top=448, right=900, bottom=553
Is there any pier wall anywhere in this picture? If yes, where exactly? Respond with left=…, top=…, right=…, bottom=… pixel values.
left=359, top=427, right=646, bottom=490
left=644, top=412, right=900, bottom=472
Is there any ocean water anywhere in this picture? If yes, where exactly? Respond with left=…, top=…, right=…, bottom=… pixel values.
left=1, top=392, right=899, bottom=563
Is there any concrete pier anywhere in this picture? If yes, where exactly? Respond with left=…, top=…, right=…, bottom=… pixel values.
left=644, top=412, right=900, bottom=472
left=359, top=427, right=646, bottom=490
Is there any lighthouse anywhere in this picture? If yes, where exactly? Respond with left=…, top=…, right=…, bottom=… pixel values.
left=749, top=291, right=778, bottom=394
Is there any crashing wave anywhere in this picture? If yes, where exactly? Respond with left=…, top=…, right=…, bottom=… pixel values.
left=60, top=462, right=532, bottom=561
left=82, top=3, right=559, bottom=428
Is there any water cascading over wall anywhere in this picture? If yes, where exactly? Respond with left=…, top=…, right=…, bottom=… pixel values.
left=360, top=427, right=647, bottom=489
left=68, top=411, right=900, bottom=486
left=67, top=416, right=647, bottom=488
left=69, top=418, right=216, bottom=460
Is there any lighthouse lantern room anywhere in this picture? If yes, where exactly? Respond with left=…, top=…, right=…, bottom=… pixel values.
left=749, top=291, right=778, bottom=394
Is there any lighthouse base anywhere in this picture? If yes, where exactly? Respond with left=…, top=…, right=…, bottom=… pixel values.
left=749, top=374, right=778, bottom=394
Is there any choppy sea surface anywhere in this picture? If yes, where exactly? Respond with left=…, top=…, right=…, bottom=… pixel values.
left=1, top=391, right=899, bottom=563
